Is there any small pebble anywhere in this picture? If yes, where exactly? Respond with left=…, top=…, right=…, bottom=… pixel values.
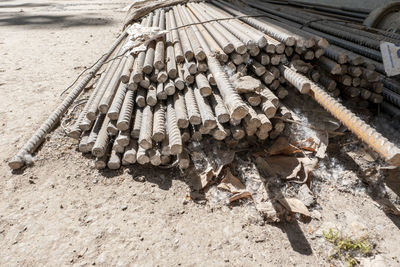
left=121, top=205, right=128, bottom=211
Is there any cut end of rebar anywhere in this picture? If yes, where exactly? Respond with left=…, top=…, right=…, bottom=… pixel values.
left=318, top=38, right=329, bottom=48
left=176, top=55, right=185, bottom=63
left=223, top=44, right=235, bottom=55
left=301, top=83, right=311, bottom=94
left=196, top=51, right=207, bottom=61
left=204, top=120, right=217, bottom=130
left=200, top=87, right=212, bottom=97
left=116, top=122, right=129, bottom=132
left=154, top=61, right=165, bottom=70
left=236, top=45, right=247, bottom=55
left=9, top=157, right=25, bottom=170
left=332, top=65, right=342, bottom=75
left=177, top=119, right=189, bottom=129
left=139, top=140, right=153, bottom=150
left=285, top=37, right=296, bottom=47
left=275, top=44, right=285, bottom=54
left=120, top=75, right=129, bottom=84
left=231, top=105, right=249, bottom=120
left=168, top=69, right=178, bottom=79
left=219, top=54, right=229, bottom=63
left=305, top=39, right=315, bottom=49
left=170, top=144, right=183, bottom=155
left=92, top=148, right=105, bottom=158
left=218, top=114, right=230, bottom=124
left=98, top=105, right=109, bottom=115
left=152, top=133, right=166, bottom=143
left=86, top=112, right=97, bottom=122
left=67, top=128, right=82, bottom=140
left=189, top=116, right=202, bottom=125
left=184, top=51, right=194, bottom=61
left=257, top=37, right=268, bottom=48
left=137, top=155, right=150, bottom=165
left=133, top=74, right=143, bottom=83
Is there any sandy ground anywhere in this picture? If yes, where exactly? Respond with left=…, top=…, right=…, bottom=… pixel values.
left=1, top=0, right=400, bottom=266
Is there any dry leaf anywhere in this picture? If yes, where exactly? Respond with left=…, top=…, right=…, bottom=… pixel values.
left=268, top=137, right=301, bottom=155
left=196, top=164, right=225, bottom=190
left=256, top=155, right=317, bottom=183
left=278, top=197, right=310, bottom=216
left=217, top=169, right=246, bottom=193
left=253, top=151, right=267, bottom=158
left=295, top=137, right=318, bottom=152
left=301, top=146, right=317, bottom=153
left=264, top=156, right=301, bottom=178
left=300, top=157, right=318, bottom=183
left=361, top=148, right=378, bottom=162
left=229, top=191, right=252, bottom=203
left=315, top=131, right=328, bottom=159
left=199, top=166, right=215, bottom=189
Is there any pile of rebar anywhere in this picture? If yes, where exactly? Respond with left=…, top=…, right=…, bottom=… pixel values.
left=9, top=0, right=400, bottom=170
left=66, top=0, right=400, bottom=169
left=256, top=0, right=371, bottom=23
left=241, top=0, right=400, bottom=117
left=67, top=2, right=297, bottom=169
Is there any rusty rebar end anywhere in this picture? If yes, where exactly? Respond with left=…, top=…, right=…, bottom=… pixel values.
left=9, top=157, right=24, bottom=170
left=67, top=129, right=81, bottom=140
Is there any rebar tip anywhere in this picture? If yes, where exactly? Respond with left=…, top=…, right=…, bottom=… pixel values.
left=9, top=157, right=24, bottom=170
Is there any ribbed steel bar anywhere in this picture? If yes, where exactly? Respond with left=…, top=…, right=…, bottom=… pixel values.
left=188, top=3, right=237, bottom=54
left=288, top=71, right=400, bottom=166
left=248, top=0, right=381, bottom=50
left=9, top=29, right=128, bottom=170
left=247, top=0, right=382, bottom=62
left=212, top=0, right=301, bottom=47
left=183, top=5, right=249, bottom=120
left=196, top=3, right=258, bottom=49
left=201, top=2, right=266, bottom=49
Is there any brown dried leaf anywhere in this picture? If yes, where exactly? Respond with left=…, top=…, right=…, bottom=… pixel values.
left=301, top=146, right=317, bottom=153
left=315, top=131, right=328, bottom=159
left=263, top=156, right=300, bottom=178
left=229, top=191, right=252, bottom=203
left=253, top=151, right=267, bottom=158
left=196, top=163, right=226, bottom=190
left=278, top=197, right=310, bottom=217
left=268, top=137, right=301, bottom=156
left=300, top=157, right=318, bottom=183
left=199, top=166, right=215, bottom=189
left=361, top=148, right=379, bottom=162
left=217, top=169, right=246, bottom=193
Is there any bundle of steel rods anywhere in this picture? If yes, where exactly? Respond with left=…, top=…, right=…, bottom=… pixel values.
left=63, top=1, right=400, bottom=168
left=256, top=0, right=370, bottom=23
left=11, top=1, right=400, bottom=170
left=241, top=0, right=400, bottom=116
left=66, top=3, right=301, bottom=170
